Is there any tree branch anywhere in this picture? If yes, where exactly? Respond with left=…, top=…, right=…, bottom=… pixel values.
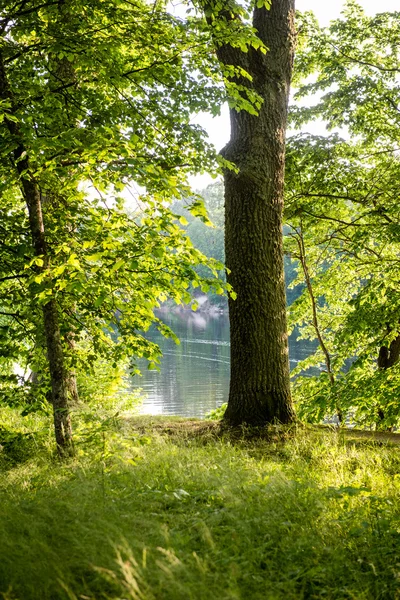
left=0, top=273, right=28, bottom=283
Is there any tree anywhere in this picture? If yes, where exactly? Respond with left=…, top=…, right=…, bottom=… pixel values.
left=201, top=0, right=296, bottom=425
left=285, top=2, right=400, bottom=428
left=285, top=135, right=400, bottom=427
left=0, top=0, right=228, bottom=453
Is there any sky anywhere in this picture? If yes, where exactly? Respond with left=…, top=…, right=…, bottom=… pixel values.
left=191, top=0, right=400, bottom=188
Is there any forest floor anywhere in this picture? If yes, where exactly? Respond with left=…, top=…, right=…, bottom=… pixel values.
left=129, top=415, right=400, bottom=445
left=0, top=409, right=400, bottom=600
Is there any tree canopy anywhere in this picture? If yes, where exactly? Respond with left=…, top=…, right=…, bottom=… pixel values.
left=0, top=0, right=234, bottom=450
left=285, top=1, right=400, bottom=428
left=2, top=0, right=400, bottom=443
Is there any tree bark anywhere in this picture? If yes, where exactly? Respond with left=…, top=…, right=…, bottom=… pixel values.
left=377, top=330, right=400, bottom=426
left=41, top=193, right=81, bottom=408
left=378, top=334, right=400, bottom=370
left=209, top=0, right=296, bottom=425
left=65, top=331, right=80, bottom=406
left=0, top=53, right=73, bottom=456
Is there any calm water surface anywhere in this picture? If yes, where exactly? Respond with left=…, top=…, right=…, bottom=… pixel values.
left=130, top=310, right=312, bottom=418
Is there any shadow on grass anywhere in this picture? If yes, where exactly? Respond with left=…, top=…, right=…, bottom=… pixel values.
left=0, top=420, right=400, bottom=599
left=0, top=425, right=43, bottom=468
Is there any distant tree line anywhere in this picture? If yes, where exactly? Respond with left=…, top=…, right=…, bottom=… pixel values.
left=173, top=182, right=302, bottom=307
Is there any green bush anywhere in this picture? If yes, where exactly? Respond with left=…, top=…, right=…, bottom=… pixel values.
left=205, top=402, right=227, bottom=420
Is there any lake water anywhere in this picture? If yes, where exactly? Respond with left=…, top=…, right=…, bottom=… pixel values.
left=130, top=309, right=313, bottom=418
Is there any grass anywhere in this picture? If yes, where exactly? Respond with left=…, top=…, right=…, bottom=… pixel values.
left=0, top=408, right=400, bottom=599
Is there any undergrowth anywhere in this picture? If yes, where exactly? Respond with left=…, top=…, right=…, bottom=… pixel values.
left=0, top=409, right=400, bottom=599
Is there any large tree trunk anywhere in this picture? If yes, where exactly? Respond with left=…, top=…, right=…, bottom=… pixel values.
left=209, top=0, right=296, bottom=425
left=0, top=53, right=73, bottom=456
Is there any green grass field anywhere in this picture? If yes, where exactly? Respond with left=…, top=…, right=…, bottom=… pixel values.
left=1, top=409, right=400, bottom=599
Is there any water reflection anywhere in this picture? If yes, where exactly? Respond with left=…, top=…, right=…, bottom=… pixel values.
left=130, top=309, right=313, bottom=418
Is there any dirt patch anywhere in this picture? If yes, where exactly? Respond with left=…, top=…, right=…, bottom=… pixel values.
left=124, top=416, right=296, bottom=444
left=125, top=416, right=400, bottom=446
left=124, top=416, right=221, bottom=439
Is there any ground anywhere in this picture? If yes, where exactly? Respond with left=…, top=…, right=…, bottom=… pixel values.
left=0, top=412, right=400, bottom=599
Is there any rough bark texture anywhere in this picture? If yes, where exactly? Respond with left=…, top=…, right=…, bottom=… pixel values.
left=215, top=0, right=296, bottom=425
left=22, top=181, right=73, bottom=455
left=44, top=20, right=81, bottom=410
left=41, top=194, right=81, bottom=409
left=0, top=52, right=73, bottom=456
left=42, top=299, right=73, bottom=454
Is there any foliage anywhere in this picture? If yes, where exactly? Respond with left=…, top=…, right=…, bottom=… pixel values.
left=0, top=194, right=226, bottom=406
left=0, top=0, right=245, bottom=418
left=1, top=413, right=400, bottom=598
left=171, top=182, right=227, bottom=306
left=285, top=2, right=400, bottom=427
left=205, top=401, right=227, bottom=420
left=187, top=182, right=225, bottom=273
left=173, top=182, right=301, bottom=307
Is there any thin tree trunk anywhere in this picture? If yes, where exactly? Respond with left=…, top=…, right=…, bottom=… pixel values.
left=42, top=300, right=73, bottom=454
left=208, top=0, right=296, bottom=425
left=46, top=7, right=81, bottom=410
left=20, top=178, right=73, bottom=455
left=65, top=332, right=80, bottom=406
left=41, top=193, right=81, bottom=408
left=0, top=53, right=73, bottom=456
left=295, top=229, right=343, bottom=423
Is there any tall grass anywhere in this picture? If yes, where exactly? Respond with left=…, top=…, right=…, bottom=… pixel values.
left=0, top=409, right=400, bottom=599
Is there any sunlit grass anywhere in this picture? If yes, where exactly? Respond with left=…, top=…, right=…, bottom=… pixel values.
left=0, top=410, right=400, bottom=599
